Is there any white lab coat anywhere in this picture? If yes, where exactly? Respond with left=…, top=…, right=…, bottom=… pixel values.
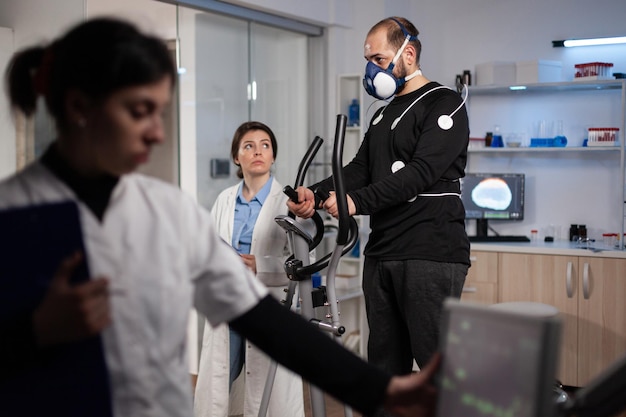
left=0, top=161, right=268, bottom=417
left=194, top=178, right=305, bottom=417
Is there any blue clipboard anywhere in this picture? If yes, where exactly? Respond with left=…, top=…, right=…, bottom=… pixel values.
left=0, top=201, right=113, bottom=417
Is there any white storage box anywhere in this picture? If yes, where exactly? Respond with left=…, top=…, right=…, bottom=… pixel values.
left=516, top=60, right=562, bottom=84
left=475, top=61, right=516, bottom=86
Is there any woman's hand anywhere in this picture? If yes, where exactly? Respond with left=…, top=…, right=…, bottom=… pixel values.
left=383, top=353, right=441, bottom=417
left=240, top=254, right=257, bottom=274
left=285, top=186, right=316, bottom=219
left=32, top=252, right=112, bottom=346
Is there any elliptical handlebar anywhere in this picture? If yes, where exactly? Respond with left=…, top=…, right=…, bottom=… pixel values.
left=294, top=136, right=324, bottom=191
left=331, top=115, right=350, bottom=245
left=281, top=130, right=357, bottom=278
left=295, top=114, right=359, bottom=277
left=282, top=134, right=326, bottom=252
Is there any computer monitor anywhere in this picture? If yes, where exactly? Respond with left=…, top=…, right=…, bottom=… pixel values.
left=461, top=172, right=525, bottom=237
left=435, top=299, right=561, bottom=417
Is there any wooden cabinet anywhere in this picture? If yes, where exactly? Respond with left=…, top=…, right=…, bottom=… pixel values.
left=497, top=251, right=626, bottom=387
left=577, top=257, right=626, bottom=386
left=462, top=250, right=498, bottom=305
left=498, top=252, right=579, bottom=385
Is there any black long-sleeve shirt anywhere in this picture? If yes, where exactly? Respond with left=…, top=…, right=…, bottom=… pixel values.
left=315, top=82, right=470, bottom=265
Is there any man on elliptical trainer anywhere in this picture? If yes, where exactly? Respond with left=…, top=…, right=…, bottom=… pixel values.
left=288, top=17, right=471, bottom=417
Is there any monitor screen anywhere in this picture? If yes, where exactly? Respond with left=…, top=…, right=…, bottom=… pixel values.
left=461, top=173, right=525, bottom=237
left=435, top=299, right=561, bottom=417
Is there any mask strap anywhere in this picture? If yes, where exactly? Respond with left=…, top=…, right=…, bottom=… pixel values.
left=390, top=35, right=411, bottom=68
left=404, top=69, right=422, bottom=82
left=388, top=18, right=419, bottom=71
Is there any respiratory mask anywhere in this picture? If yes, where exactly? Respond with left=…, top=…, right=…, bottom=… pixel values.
left=362, top=19, right=420, bottom=100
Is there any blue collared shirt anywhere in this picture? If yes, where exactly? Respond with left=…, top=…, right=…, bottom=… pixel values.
left=232, top=176, right=273, bottom=255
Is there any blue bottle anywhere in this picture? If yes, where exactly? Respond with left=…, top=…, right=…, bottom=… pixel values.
left=348, top=99, right=360, bottom=127
left=312, top=272, right=322, bottom=288
left=553, top=120, right=568, bottom=147
left=491, top=125, right=504, bottom=147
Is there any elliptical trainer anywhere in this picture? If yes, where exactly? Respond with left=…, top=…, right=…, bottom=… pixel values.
left=258, top=115, right=358, bottom=417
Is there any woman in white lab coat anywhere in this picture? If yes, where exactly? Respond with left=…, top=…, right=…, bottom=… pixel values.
left=0, top=18, right=271, bottom=417
left=194, top=122, right=304, bottom=417
left=0, top=16, right=441, bottom=417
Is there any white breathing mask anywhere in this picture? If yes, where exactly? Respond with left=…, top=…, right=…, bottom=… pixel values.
left=362, top=18, right=420, bottom=100
left=362, top=60, right=421, bottom=100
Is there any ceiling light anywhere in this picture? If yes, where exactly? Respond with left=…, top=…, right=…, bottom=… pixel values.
left=552, top=36, right=626, bottom=48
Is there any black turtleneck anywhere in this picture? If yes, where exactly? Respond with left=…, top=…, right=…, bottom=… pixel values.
left=41, top=144, right=119, bottom=222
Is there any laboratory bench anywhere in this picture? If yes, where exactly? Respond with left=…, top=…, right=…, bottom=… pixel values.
left=470, top=240, right=626, bottom=259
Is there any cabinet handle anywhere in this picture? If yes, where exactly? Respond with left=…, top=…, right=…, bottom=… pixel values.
left=463, top=286, right=477, bottom=293
left=583, top=262, right=589, bottom=300
left=566, top=261, right=574, bottom=298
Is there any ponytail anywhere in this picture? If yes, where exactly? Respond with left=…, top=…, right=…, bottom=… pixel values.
left=5, top=46, right=47, bottom=116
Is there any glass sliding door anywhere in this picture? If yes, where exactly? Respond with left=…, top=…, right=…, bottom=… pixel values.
left=177, top=7, right=309, bottom=210
left=178, top=8, right=249, bottom=207
left=249, top=22, right=308, bottom=188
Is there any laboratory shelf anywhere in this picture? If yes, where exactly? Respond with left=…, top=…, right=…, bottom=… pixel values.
left=468, top=146, right=622, bottom=154
left=468, top=79, right=626, bottom=95
left=466, top=78, right=626, bottom=250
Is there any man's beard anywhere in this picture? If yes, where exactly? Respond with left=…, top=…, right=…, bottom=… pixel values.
left=394, top=60, right=408, bottom=95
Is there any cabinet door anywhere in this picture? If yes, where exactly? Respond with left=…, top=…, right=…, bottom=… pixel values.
left=577, top=257, right=626, bottom=386
left=498, top=253, right=579, bottom=386
left=462, top=250, right=498, bottom=304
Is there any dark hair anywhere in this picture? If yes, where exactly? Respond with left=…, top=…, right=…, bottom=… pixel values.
left=5, top=17, right=176, bottom=130
left=230, top=121, right=278, bottom=179
left=369, top=16, right=422, bottom=63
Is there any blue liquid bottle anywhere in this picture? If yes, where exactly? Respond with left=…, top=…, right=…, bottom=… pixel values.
left=348, top=99, right=360, bottom=127
left=491, top=124, right=504, bottom=147
left=553, top=120, right=568, bottom=147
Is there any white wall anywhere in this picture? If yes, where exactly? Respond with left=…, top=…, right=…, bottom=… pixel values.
left=411, top=0, right=626, bottom=87
left=233, top=0, right=626, bottom=87
left=213, top=0, right=353, bottom=27
left=0, top=27, right=14, bottom=179
left=0, top=0, right=84, bottom=47
left=87, top=0, right=176, bottom=40
left=0, top=0, right=85, bottom=179
left=87, top=1, right=181, bottom=188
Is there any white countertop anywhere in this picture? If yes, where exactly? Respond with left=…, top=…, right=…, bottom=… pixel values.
left=470, top=240, right=626, bottom=259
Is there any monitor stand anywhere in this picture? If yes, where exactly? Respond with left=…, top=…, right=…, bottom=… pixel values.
left=468, top=219, right=531, bottom=243
left=476, top=219, right=489, bottom=238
